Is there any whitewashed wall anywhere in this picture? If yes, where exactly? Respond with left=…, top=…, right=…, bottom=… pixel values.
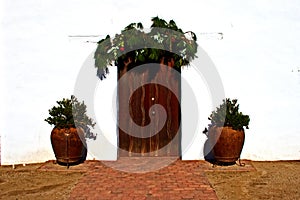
left=1, top=0, right=300, bottom=165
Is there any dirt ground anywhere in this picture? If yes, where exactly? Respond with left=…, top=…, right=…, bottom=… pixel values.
left=0, top=163, right=84, bottom=200
left=206, top=161, right=300, bottom=200
left=0, top=161, right=299, bottom=199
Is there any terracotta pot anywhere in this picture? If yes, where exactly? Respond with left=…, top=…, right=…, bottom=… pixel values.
left=50, top=127, right=86, bottom=165
left=209, top=126, right=245, bottom=163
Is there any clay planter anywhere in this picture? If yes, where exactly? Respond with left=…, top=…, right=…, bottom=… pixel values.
left=209, top=126, right=245, bottom=163
left=50, top=127, right=86, bottom=165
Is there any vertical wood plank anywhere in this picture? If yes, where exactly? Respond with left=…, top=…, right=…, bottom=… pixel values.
left=118, top=63, right=181, bottom=157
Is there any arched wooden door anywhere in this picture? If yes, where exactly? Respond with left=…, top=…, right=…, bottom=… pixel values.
left=118, top=62, right=181, bottom=157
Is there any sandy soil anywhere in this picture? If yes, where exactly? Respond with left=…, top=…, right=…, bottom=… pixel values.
left=206, top=161, right=300, bottom=200
left=0, top=161, right=299, bottom=199
left=0, top=163, right=84, bottom=200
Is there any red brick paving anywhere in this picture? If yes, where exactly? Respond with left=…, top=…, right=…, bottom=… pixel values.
left=69, top=158, right=218, bottom=200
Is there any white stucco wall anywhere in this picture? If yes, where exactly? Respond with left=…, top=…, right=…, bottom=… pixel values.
left=1, top=0, right=300, bottom=165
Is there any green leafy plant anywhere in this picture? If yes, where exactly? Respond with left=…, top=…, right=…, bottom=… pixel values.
left=203, top=98, right=250, bottom=134
left=94, top=16, right=198, bottom=79
left=45, top=95, right=96, bottom=139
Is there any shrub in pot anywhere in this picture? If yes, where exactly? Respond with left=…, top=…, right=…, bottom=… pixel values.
left=45, top=95, right=96, bottom=166
left=203, top=98, right=250, bottom=165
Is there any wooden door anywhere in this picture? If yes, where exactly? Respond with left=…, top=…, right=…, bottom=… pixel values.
left=118, top=63, right=181, bottom=157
